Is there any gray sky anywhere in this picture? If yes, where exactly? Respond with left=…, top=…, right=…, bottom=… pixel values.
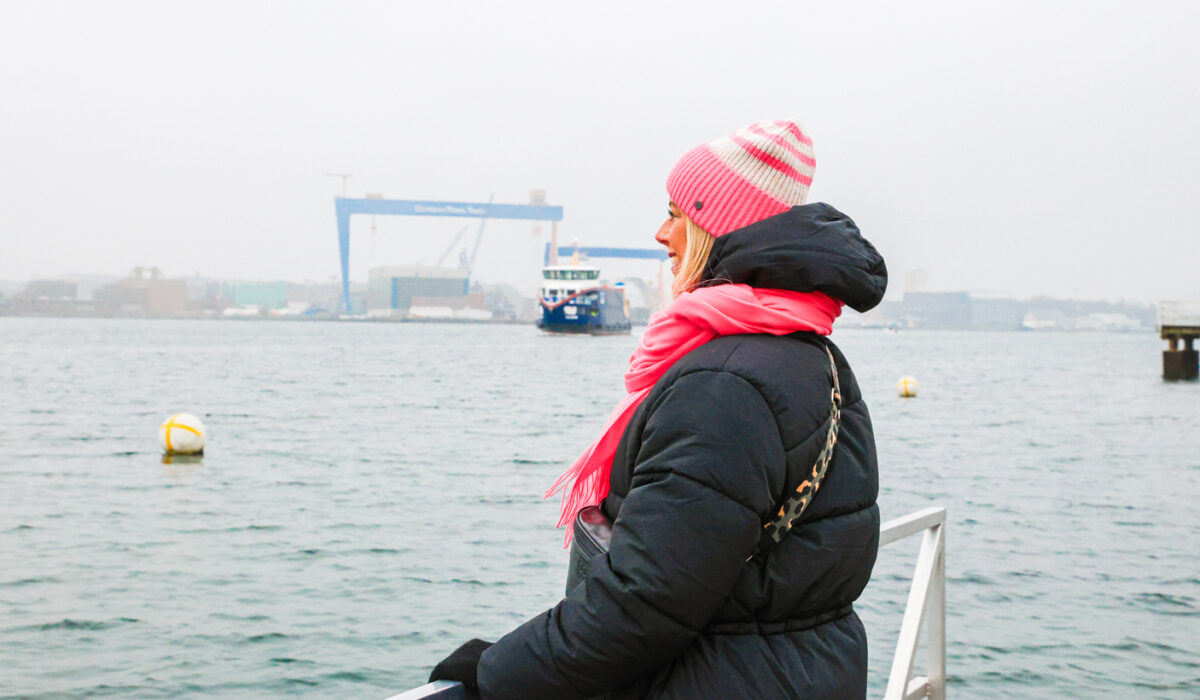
left=2, top=0, right=1197, bottom=301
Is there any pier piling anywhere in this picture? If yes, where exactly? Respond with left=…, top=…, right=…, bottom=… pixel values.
left=1158, top=301, right=1200, bottom=381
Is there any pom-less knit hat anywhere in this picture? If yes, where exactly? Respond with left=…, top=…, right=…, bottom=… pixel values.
left=666, top=119, right=815, bottom=237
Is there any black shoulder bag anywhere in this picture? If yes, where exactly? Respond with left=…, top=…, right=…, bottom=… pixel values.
left=566, top=345, right=843, bottom=593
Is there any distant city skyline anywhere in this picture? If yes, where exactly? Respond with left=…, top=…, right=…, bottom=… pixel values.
left=2, top=264, right=1157, bottom=332
left=0, top=262, right=1166, bottom=306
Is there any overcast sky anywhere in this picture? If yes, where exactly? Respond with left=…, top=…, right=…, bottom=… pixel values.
left=2, top=0, right=1197, bottom=301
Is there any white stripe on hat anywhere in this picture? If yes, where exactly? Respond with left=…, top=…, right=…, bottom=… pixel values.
left=707, top=121, right=815, bottom=206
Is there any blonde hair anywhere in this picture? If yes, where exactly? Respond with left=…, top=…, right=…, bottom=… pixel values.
left=670, top=214, right=717, bottom=298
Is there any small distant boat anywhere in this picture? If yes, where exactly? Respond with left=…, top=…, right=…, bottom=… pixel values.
left=536, top=263, right=631, bottom=335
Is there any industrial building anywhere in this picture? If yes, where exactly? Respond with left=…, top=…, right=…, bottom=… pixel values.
left=969, top=296, right=1025, bottom=331
left=902, top=292, right=972, bottom=330
left=367, top=265, right=490, bottom=320
left=222, top=281, right=290, bottom=310
left=10, top=280, right=86, bottom=316
left=93, top=268, right=187, bottom=316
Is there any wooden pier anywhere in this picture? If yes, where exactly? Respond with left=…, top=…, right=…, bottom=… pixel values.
left=1158, top=300, right=1200, bottom=380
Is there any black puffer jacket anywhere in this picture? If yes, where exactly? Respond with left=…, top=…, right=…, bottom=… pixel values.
left=478, top=203, right=887, bottom=699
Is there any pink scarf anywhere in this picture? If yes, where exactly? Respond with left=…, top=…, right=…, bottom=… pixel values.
left=545, top=284, right=842, bottom=545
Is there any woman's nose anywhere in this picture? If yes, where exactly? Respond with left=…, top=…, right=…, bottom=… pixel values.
left=654, top=220, right=671, bottom=245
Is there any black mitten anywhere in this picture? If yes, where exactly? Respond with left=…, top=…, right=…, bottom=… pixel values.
left=429, top=638, right=493, bottom=690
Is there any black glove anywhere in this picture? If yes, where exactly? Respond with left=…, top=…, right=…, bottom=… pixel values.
left=429, top=638, right=492, bottom=691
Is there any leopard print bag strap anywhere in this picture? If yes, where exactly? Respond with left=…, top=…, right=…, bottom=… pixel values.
left=750, top=343, right=842, bottom=559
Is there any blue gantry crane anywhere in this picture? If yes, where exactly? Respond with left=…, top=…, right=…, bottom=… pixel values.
left=334, top=195, right=562, bottom=313
left=333, top=194, right=667, bottom=313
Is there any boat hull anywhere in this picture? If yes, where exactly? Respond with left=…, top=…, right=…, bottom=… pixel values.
left=537, top=287, right=631, bottom=335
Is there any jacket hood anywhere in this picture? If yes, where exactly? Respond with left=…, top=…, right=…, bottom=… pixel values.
left=700, top=203, right=887, bottom=312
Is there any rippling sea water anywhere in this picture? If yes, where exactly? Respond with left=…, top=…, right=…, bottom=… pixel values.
left=1, top=318, right=1197, bottom=698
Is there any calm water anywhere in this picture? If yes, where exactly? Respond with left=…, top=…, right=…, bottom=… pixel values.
left=1, top=318, right=1197, bottom=698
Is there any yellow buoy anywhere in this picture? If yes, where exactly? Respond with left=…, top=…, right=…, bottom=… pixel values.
left=159, top=413, right=206, bottom=455
left=896, top=376, right=919, bottom=398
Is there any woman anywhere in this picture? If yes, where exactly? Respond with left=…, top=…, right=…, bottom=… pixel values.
left=430, top=119, right=887, bottom=699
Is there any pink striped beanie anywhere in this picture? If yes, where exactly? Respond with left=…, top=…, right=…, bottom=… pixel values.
left=666, top=119, right=815, bottom=237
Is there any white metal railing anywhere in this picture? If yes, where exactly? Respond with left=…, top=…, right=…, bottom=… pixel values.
left=879, top=506, right=947, bottom=700
left=388, top=507, right=947, bottom=700
left=384, top=680, right=465, bottom=700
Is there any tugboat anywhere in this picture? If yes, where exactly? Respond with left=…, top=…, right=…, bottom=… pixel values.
left=536, top=262, right=631, bottom=335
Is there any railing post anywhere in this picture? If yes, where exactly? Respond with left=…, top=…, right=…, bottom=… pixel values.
left=879, top=507, right=946, bottom=700
left=927, top=524, right=946, bottom=700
